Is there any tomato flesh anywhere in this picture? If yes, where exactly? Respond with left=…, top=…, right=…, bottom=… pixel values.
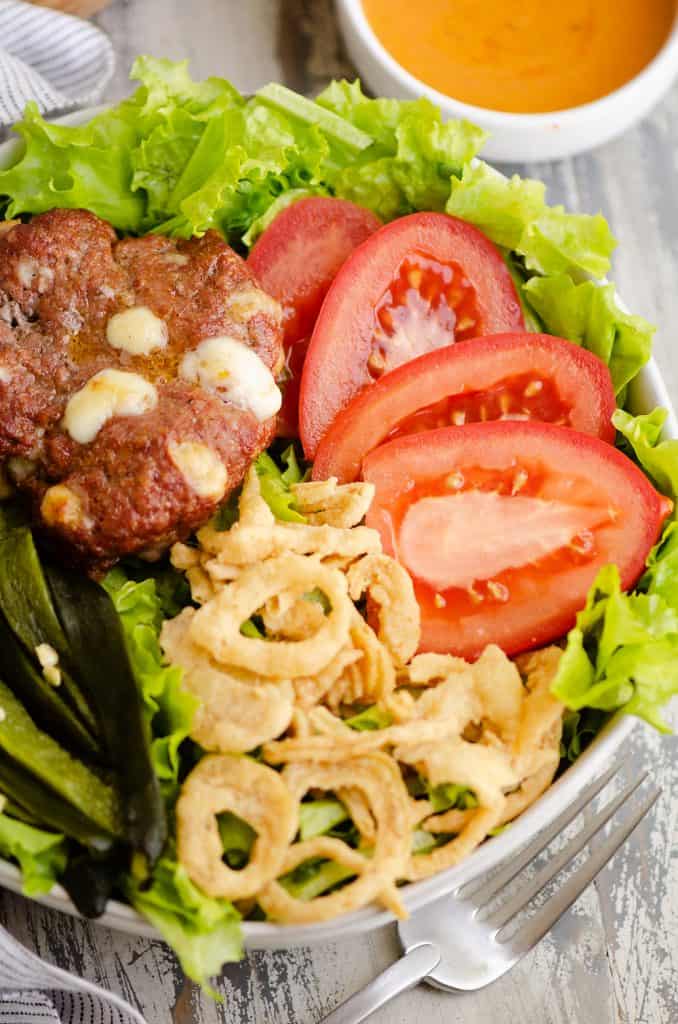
left=387, top=371, right=569, bottom=439
left=367, top=253, right=481, bottom=378
left=300, top=212, right=525, bottom=458
left=363, top=421, right=671, bottom=659
left=313, top=334, right=616, bottom=483
left=248, top=197, right=381, bottom=436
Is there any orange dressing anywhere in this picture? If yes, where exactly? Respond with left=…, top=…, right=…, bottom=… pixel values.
left=362, top=0, right=676, bottom=113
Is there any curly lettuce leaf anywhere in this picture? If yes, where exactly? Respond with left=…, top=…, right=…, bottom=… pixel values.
left=446, top=162, right=615, bottom=278
left=552, top=565, right=678, bottom=732
left=317, top=79, right=485, bottom=220
left=0, top=102, right=144, bottom=231
left=0, top=814, right=67, bottom=896
left=613, top=408, right=678, bottom=502
left=524, top=275, right=653, bottom=395
left=103, top=573, right=197, bottom=795
left=126, top=852, right=242, bottom=987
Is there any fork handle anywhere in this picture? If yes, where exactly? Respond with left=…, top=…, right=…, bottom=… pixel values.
left=319, top=942, right=441, bottom=1024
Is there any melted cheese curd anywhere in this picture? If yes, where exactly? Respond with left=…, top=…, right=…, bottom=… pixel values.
left=163, top=466, right=566, bottom=924
left=106, top=306, right=168, bottom=356
left=179, top=336, right=281, bottom=422
left=62, top=369, right=158, bottom=445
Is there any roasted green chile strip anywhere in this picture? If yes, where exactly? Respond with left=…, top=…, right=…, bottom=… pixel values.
left=0, top=679, right=122, bottom=838
left=46, top=566, right=167, bottom=865
left=0, top=749, right=115, bottom=851
left=0, top=610, right=100, bottom=760
left=0, top=530, right=97, bottom=734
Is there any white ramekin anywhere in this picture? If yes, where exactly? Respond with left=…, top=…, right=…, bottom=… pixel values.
left=336, top=0, right=678, bottom=163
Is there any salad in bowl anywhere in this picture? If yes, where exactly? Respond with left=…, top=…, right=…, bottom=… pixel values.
left=0, top=57, right=675, bottom=986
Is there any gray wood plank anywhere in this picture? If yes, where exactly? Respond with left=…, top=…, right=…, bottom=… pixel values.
left=0, top=2, right=676, bottom=1022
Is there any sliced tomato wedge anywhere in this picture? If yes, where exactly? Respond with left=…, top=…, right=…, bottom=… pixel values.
left=299, top=212, right=525, bottom=458
left=363, top=421, right=671, bottom=659
left=248, top=197, right=381, bottom=436
left=313, top=333, right=616, bottom=483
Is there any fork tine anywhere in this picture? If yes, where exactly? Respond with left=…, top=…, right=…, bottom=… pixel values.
left=459, top=760, right=622, bottom=906
left=507, top=785, right=661, bottom=954
left=487, top=771, right=648, bottom=930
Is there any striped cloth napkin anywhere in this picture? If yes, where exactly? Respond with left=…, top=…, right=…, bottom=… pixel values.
left=0, top=0, right=114, bottom=127
left=0, top=919, right=147, bottom=1023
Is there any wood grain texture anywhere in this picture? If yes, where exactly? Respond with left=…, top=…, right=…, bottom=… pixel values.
left=1, top=2, right=677, bottom=1022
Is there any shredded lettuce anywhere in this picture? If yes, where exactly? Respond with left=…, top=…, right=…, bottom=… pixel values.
left=428, top=783, right=478, bottom=814
left=298, top=799, right=349, bottom=841
left=560, top=709, right=609, bottom=763
left=345, top=705, right=393, bottom=731
left=279, top=856, right=355, bottom=902
left=254, top=445, right=306, bottom=523
left=103, top=572, right=197, bottom=796
left=126, top=852, right=242, bottom=988
left=218, top=812, right=256, bottom=869
left=0, top=814, right=67, bottom=896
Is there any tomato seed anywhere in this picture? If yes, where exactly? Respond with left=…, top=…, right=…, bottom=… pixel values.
left=445, top=471, right=465, bottom=489
left=487, top=581, right=510, bottom=602
left=523, top=379, right=544, bottom=398
left=511, top=469, right=529, bottom=494
left=367, top=349, right=386, bottom=375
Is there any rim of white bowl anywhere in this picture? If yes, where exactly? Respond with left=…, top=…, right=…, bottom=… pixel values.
left=338, top=0, right=678, bottom=126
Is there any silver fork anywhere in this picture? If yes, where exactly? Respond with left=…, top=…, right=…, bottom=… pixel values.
left=320, top=761, right=660, bottom=1024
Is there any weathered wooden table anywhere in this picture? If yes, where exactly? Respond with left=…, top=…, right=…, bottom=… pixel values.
left=1, top=2, right=677, bottom=1021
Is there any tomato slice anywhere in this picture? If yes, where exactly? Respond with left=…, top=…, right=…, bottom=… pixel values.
left=313, top=333, right=616, bottom=483
left=299, top=212, right=525, bottom=458
left=248, top=197, right=381, bottom=436
left=363, top=421, right=671, bottom=659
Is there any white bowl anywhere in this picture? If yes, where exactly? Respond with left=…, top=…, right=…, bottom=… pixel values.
left=0, top=114, right=675, bottom=952
left=336, top=0, right=678, bottom=162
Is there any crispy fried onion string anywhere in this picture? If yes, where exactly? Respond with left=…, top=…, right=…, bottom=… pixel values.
left=176, top=754, right=297, bottom=900
left=291, top=478, right=375, bottom=528
left=325, top=608, right=396, bottom=710
left=347, top=555, right=420, bottom=667
left=257, top=754, right=411, bottom=923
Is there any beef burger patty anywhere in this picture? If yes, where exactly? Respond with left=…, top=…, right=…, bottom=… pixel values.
left=0, top=209, right=284, bottom=569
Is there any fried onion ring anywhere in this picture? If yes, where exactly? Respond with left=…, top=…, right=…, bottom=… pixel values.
left=176, top=754, right=297, bottom=900
left=189, top=553, right=352, bottom=678
left=257, top=754, right=411, bottom=923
